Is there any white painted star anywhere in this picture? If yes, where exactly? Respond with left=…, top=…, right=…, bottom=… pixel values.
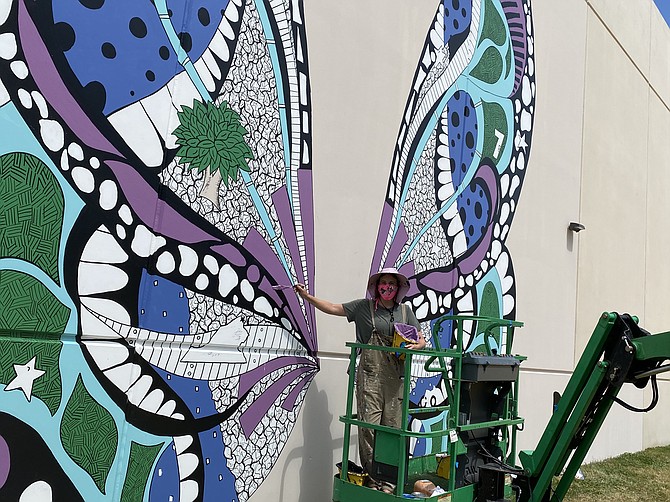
left=515, top=130, right=528, bottom=152
left=4, top=356, right=45, bottom=401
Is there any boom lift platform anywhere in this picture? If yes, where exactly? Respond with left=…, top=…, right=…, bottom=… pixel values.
left=332, top=312, right=670, bottom=501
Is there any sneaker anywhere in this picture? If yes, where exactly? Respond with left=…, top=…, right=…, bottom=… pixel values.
left=380, top=482, right=395, bottom=494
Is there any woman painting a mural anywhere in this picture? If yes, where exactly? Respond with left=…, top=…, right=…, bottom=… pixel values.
left=0, top=0, right=535, bottom=497
left=294, top=268, right=426, bottom=493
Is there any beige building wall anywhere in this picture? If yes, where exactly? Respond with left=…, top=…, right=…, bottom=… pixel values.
left=578, top=0, right=670, bottom=456
left=252, top=0, right=670, bottom=499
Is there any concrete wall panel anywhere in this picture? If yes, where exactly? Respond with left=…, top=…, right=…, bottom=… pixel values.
left=643, top=378, right=670, bottom=449
left=508, top=0, right=587, bottom=373
left=644, top=93, right=670, bottom=332
left=576, top=11, right=649, bottom=357
left=587, top=0, right=651, bottom=78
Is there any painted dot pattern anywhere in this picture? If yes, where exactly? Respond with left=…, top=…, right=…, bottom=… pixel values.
left=446, top=90, right=478, bottom=188
left=457, top=178, right=491, bottom=247
left=443, top=0, right=472, bottom=54
left=51, top=0, right=229, bottom=115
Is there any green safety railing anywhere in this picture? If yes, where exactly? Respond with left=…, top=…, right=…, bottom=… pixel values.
left=334, top=315, right=525, bottom=501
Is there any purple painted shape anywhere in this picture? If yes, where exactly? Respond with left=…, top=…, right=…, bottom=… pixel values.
left=298, top=170, right=317, bottom=340
left=248, top=264, right=261, bottom=283
left=210, top=243, right=247, bottom=267
left=241, top=237, right=296, bottom=319
left=501, top=0, right=528, bottom=96
left=238, top=356, right=315, bottom=396
left=272, top=186, right=305, bottom=285
left=418, top=268, right=459, bottom=295
left=18, top=2, right=121, bottom=155
left=240, top=366, right=312, bottom=437
left=243, top=228, right=290, bottom=285
left=0, top=434, right=9, bottom=489
left=370, top=201, right=395, bottom=275
left=106, top=160, right=215, bottom=243
left=243, top=229, right=312, bottom=348
left=281, top=372, right=313, bottom=411
left=260, top=276, right=286, bottom=306
left=459, top=223, right=493, bottom=274
left=398, top=261, right=415, bottom=279
left=384, top=222, right=409, bottom=269
left=271, top=185, right=316, bottom=346
left=399, top=263, right=422, bottom=298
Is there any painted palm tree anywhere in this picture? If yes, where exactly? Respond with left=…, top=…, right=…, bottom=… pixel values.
left=173, top=99, right=254, bottom=206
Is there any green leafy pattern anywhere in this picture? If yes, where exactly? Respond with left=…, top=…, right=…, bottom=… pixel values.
left=0, top=270, right=70, bottom=334
left=61, top=375, right=118, bottom=494
left=479, top=0, right=507, bottom=47
left=120, top=441, right=163, bottom=502
left=472, top=281, right=502, bottom=353
left=0, top=270, right=68, bottom=415
left=0, top=335, right=63, bottom=415
left=470, top=46, right=504, bottom=85
left=0, top=152, right=64, bottom=284
left=173, top=99, right=254, bottom=187
left=481, top=100, right=508, bottom=165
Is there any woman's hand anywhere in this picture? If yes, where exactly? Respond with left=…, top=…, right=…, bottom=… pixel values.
left=406, top=332, right=427, bottom=350
left=293, top=283, right=308, bottom=298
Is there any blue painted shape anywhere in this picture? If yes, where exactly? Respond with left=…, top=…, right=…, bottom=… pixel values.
left=138, top=271, right=238, bottom=500
left=138, top=272, right=191, bottom=334
left=655, top=0, right=670, bottom=27
left=52, top=0, right=229, bottom=114
left=200, top=426, right=239, bottom=502
left=446, top=90, right=478, bottom=189
left=456, top=178, right=491, bottom=248
left=443, top=0, right=472, bottom=55
left=150, top=443, right=180, bottom=501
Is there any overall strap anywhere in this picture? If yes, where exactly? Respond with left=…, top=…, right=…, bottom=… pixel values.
left=401, top=303, right=407, bottom=323
left=368, top=299, right=376, bottom=330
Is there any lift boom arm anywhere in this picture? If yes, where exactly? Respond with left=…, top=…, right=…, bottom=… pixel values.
left=516, top=312, right=670, bottom=501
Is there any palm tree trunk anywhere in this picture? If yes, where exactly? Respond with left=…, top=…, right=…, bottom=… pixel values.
left=200, top=168, right=222, bottom=209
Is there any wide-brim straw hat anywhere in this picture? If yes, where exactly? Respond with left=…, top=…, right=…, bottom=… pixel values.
left=366, top=267, right=410, bottom=302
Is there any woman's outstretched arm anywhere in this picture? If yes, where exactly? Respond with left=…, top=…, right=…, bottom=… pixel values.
left=294, top=284, right=346, bottom=316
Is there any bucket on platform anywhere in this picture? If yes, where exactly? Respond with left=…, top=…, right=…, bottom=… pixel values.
left=336, top=461, right=368, bottom=486
left=436, top=453, right=451, bottom=479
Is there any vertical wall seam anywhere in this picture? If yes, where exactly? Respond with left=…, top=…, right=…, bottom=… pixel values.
left=574, top=0, right=591, bottom=368
left=644, top=0, right=653, bottom=325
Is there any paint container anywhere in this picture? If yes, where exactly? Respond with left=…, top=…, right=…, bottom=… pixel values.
left=436, top=453, right=451, bottom=479
left=335, top=462, right=368, bottom=486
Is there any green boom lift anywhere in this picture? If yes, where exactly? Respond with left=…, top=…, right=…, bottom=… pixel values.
left=332, top=312, right=670, bottom=501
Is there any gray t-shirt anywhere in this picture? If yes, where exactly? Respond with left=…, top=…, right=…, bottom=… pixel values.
left=342, top=299, right=420, bottom=344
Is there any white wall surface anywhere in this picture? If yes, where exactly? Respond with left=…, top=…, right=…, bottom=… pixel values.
left=251, top=0, right=670, bottom=498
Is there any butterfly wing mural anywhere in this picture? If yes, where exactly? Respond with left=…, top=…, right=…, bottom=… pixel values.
left=369, top=0, right=536, bottom=454
left=0, top=0, right=316, bottom=500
